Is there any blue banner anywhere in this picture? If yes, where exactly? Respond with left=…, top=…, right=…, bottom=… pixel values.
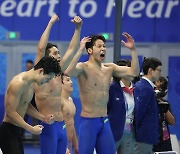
left=0, top=0, right=179, bottom=42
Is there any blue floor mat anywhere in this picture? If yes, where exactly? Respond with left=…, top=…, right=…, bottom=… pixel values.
left=24, top=144, right=40, bottom=154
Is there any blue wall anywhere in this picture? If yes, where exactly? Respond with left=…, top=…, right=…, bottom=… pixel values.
left=0, top=0, right=180, bottom=42
left=0, top=53, right=6, bottom=122
left=22, top=53, right=36, bottom=71
left=168, top=56, right=180, bottom=139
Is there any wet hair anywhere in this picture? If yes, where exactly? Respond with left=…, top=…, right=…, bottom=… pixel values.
left=142, top=57, right=162, bottom=75
left=45, top=43, right=58, bottom=56
left=85, top=35, right=106, bottom=54
left=113, top=59, right=131, bottom=82
left=26, top=59, right=33, bottom=64
left=34, top=56, right=61, bottom=76
left=61, top=73, right=69, bottom=84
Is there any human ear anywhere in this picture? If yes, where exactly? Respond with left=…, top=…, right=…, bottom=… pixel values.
left=87, top=48, right=92, bottom=54
left=148, top=68, right=153, bottom=74
left=38, top=68, right=44, bottom=74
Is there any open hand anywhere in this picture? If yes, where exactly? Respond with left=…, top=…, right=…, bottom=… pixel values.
left=79, top=36, right=91, bottom=51
left=121, top=32, right=135, bottom=50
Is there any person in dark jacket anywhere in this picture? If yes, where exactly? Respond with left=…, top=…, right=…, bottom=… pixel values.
left=108, top=59, right=137, bottom=154
left=134, top=57, right=162, bottom=154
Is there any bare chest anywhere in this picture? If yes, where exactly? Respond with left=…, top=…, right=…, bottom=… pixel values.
left=20, top=87, right=34, bottom=106
left=36, top=77, right=62, bottom=96
left=63, top=101, right=76, bottom=117
left=82, top=66, right=112, bottom=90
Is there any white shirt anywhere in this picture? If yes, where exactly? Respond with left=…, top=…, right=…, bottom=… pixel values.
left=142, top=76, right=155, bottom=89
left=120, top=81, right=135, bottom=123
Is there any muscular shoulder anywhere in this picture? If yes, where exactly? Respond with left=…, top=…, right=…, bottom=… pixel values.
left=8, top=73, right=29, bottom=93
left=78, top=62, right=87, bottom=68
left=103, top=63, right=115, bottom=68
left=10, top=76, right=24, bottom=89
left=76, top=62, right=87, bottom=74
left=103, top=63, right=116, bottom=71
left=5, top=83, right=23, bottom=101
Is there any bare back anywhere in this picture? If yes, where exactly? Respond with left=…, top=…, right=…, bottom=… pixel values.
left=78, top=62, right=113, bottom=117
left=3, top=72, right=34, bottom=125
left=34, top=76, right=64, bottom=121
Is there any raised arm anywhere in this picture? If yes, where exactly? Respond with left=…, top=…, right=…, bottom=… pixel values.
left=113, top=32, right=140, bottom=79
left=35, top=14, right=59, bottom=64
left=64, top=37, right=91, bottom=77
left=60, top=16, right=82, bottom=72
left=4, top=83, right=43, bottom=135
